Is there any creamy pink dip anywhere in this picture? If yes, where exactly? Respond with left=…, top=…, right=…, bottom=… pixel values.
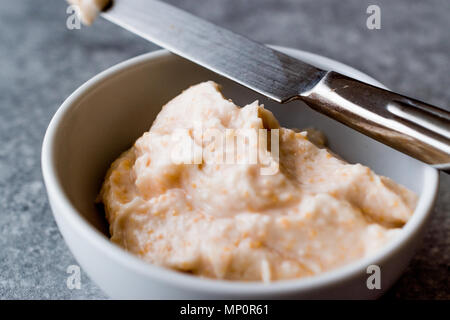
left=99, top=81, right=417, bottom=282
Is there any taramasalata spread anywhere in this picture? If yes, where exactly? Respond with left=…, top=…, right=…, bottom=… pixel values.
left=99, top=81, right=417, bottom=281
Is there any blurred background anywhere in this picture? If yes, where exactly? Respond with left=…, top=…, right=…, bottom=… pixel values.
left=0, top=0, right=448, bottom=299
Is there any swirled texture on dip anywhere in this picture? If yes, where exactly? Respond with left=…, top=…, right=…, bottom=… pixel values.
left=99, top=81, right=417, bottom=282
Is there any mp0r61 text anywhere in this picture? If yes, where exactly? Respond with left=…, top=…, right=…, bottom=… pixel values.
left=224, top=304, right=269, bottom=315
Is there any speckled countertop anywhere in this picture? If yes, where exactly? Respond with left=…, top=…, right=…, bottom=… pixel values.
left=0, top=0, right=448, bottom=299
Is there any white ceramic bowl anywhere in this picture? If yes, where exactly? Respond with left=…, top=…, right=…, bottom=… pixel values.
left=42, top=46, right=438, bottom=299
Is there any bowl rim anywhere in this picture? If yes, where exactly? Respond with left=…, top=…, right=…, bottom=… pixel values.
left=42, top=47, right=439, bottom=295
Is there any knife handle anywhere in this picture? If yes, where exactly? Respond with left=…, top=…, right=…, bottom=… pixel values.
left=300, top=71, right=450, bottom=172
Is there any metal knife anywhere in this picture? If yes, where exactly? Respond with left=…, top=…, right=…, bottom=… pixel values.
left=101, top=0, right=450, bottom=171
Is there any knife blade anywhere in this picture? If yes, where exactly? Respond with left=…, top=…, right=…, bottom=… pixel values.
left=101, top=0, right=450, bottom=170
left=101, top=0, right=326, bottom=103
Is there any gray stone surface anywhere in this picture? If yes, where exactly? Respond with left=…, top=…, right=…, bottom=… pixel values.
left=0, top=0, right=448, bottom=299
